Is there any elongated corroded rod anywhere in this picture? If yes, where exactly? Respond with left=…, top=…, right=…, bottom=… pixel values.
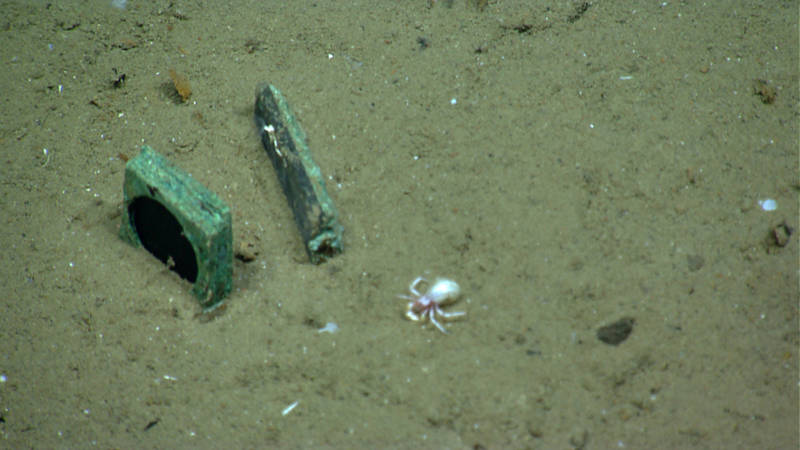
left=254, top=83, right=344, bottom=263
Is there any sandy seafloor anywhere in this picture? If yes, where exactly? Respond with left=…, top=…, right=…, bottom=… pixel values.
left=1, top=0, right=798, bottom=448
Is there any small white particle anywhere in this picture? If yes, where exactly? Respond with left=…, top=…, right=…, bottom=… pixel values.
left=450, top=98, right=457, bottom=105
left=758, top=198, right=777, bottom=211
left=282, top=400, right=299, bottom=416
left=318, top=322, right=339, bottom=334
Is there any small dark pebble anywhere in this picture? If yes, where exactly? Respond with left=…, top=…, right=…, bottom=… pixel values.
left=771, top=220, right=793, bottom=247
left=753, top=79, right=777, bottom=104
left=597, top=317, right=635, bottom=346
left=144, top=417, right=160, bottom=431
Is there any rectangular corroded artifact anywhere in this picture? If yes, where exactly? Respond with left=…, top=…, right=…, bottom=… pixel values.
left=119, top=146, right=232, bottom=311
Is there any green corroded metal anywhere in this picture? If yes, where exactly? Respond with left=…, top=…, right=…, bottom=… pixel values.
left=119, top=146, right=232, bottom=310
left=254, top=83, right=344, bottom=263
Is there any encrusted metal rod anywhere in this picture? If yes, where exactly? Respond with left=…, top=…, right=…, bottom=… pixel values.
left=254, top=83, right=344, bottom=263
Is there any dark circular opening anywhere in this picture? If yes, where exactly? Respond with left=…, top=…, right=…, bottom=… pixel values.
left=129, top=196, right=198, bottom=283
